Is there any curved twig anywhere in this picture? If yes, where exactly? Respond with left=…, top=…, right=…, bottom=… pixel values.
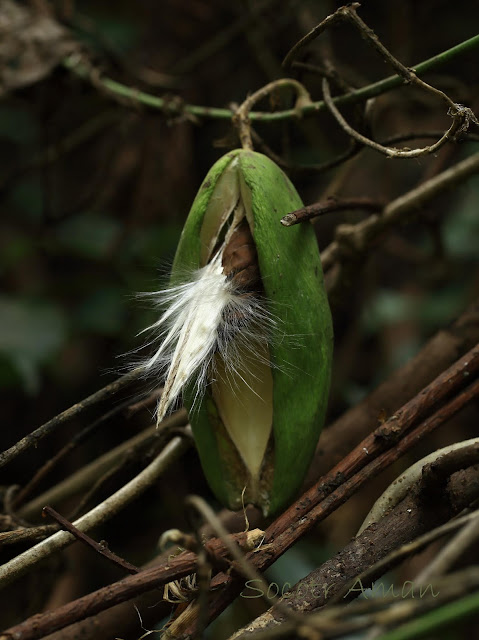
left=62, top=33, right=479, bottom=123
left=234, top=78, right=311, bottom=150
left=254, top=130, right=479, bottom=178
left=322, top=77, right=464, bottom=159
left=282, top=4, right=350, bottom=71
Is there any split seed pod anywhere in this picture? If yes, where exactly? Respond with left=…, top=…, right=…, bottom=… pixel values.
left=144, top=149, right=333, bottom=516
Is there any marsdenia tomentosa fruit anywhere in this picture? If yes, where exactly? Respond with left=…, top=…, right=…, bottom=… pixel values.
left=143, top=149, right=333, bottom=515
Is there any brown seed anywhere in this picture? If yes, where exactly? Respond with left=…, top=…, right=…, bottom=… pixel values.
left=222, top=220, right=261, bottom=291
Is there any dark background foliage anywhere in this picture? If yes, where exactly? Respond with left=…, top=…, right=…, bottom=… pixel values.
left=0, top=0, right=478, bottom=636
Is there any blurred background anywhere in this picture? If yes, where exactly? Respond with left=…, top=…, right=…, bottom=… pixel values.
left=0, top=0, right=478, bottom=636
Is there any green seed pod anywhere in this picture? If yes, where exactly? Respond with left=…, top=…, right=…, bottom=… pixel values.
left=153, top=149, right=333, bottom=516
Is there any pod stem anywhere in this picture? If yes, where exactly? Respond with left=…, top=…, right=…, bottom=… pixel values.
left=234, top=78, right=312, bottom=150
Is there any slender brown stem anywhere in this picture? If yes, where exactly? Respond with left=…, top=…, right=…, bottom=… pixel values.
left=281, top=197, right=384, bottom=226
left=321, top=151, right=479, bottom=273
left=178, top=351, right=479, bottom=636
left=2, top=346, right=478, bottom=640
left=322, top=77, right=460, bottom=159
left=282, top=4, right=353, bottom=71
left=43, top=506, right=140, bottom=575
left=13, top=398, right=136, bottom=508
left=0, top=368, right=144, bottom=470
left=234, top=78, right=311, bottom=149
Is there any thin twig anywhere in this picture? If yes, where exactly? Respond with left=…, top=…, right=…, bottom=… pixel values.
left=178, top=353, right=479, bottom=635
left=234, top=78, right=311, bottom=150
left=281, top=197, right=384, bottom=226
left=253, top=129, right=479, bottom=177
left=282, top=3, right=350, bottom=71
left=283, top=4, right=477, bottom=119
left=43, top=506, right=140, bottom=575
left=321, top=151, right=479, bottom=273
left=19, top=408, right=188, bottom=521
left=342, top=5, right=455, bottom=110
left=322, top=77, right=468, bottom=159
left=62, top=33, right=479, bottom=122
left=0, top=433, right=191, bottom=589
left=13, top=397, right=138, bottom=509
left=283, top=4, right=478, bottom=160
left=0, top=367, right=144, bottom=470
left=3, top=370, right=478, bottom=640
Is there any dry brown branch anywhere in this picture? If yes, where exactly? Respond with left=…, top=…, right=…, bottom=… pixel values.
left=229, top=464, right=479, bottom=639
left=230, top=567, right=479, bottom=640
left=322, top=151, right=479, bottom=306
left=42, top=510, right=264, bottom=640
left=18, top=409, right=188, bottom=522
left=174, top=348, right=479, bottom=637
left=322, top=151, right=479, bottom=273
left=3, top=346, right=477, bottom=640
left=280, top=197, right=384, bottom=226
left=0, top=552, right=197, bottom=640
left=12, top=399, right=135, bottom=509
left=43, top=506, right=140, bottom=575
left=309, top=299, right=479, bottom=481
left=0, top=529, right=271, bottom=640
left=0, top=434, right=190, bottom=589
